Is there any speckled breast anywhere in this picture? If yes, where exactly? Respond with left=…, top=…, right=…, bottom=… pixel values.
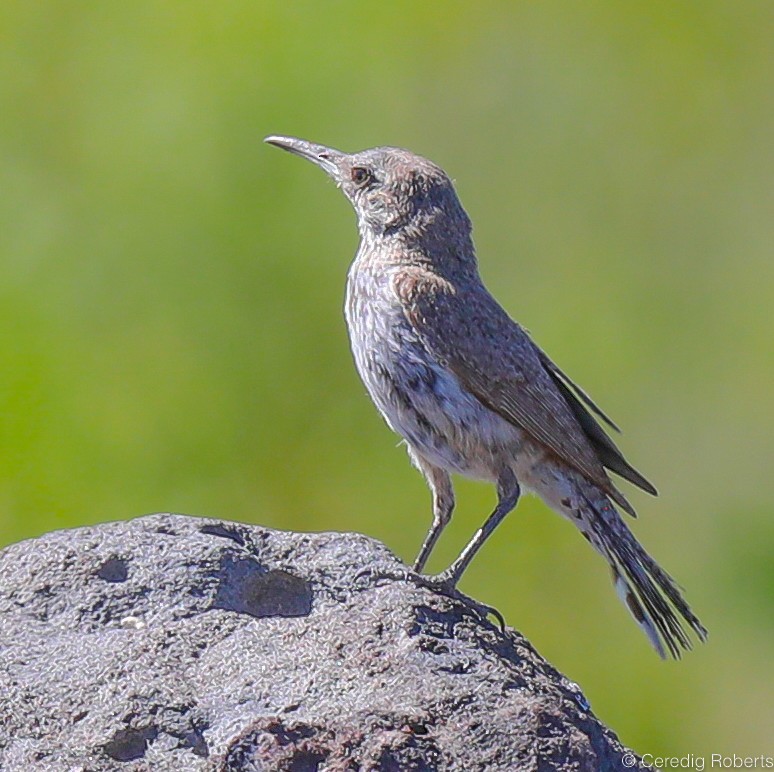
left=344, top=262, right=522, bottom=480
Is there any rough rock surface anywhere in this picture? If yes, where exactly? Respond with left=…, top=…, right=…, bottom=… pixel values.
left=0, top=513, right=647, bottom=771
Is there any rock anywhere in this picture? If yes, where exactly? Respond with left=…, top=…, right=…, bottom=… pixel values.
left=0, top=513, right=647, bottom=771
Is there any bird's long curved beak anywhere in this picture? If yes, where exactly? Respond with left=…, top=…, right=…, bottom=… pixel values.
left=264, top=135, right=345, bottom=178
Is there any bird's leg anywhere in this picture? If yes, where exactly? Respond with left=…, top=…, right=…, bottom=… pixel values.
left=411, top=453, right=455, bottom=573
left=358, top=452, right=511, bottom=632
left=356, top=457, right=508, bottom=631
left=437, top=468, right=521, bottom=587
left=354, top=454, right=453, bottom=589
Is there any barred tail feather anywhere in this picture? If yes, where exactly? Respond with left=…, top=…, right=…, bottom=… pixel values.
left=580, top=490, right=708, bottom=659
left=612, top=566, right=667, bottom=659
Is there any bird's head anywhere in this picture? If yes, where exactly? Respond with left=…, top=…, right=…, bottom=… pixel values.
left=265, top=135, right=472, bottom=246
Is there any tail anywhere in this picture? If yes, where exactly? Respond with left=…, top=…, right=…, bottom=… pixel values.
left=577, top=488, right=708, bottom=659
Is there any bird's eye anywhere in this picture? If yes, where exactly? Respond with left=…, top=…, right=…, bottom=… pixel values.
left=351, top=167, right=372, bottom=186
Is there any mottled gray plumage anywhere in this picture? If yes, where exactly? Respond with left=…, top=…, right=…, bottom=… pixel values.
left=265, top=135, right=707, bottom=658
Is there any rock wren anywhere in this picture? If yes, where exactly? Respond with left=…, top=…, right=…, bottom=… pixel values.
left=265, top=135, right=707, bottom=658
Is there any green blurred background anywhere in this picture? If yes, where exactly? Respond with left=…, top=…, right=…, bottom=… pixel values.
left=1, top=0, right=772, bottom=759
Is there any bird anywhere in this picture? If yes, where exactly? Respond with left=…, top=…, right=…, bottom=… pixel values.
left=265, top=134, right=707, bottom=658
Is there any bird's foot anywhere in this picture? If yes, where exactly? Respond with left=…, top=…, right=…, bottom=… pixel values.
left=353, top=564, right=413, bottom=591
left=412, top=571, right=507, bottom=631
left=355, top=565, right=506, bottom=632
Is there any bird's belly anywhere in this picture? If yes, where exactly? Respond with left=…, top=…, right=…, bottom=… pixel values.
left=346, top=281, right=522, bottom=479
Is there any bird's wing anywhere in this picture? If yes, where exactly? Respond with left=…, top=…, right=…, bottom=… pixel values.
left=540, top=354, right=657, bottom=495
left=537, top=350, right=621, bottom=432
left=393, top=267, right=638, bottom=515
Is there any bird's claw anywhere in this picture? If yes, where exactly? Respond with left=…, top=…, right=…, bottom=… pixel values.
left=415, top=577, right=506, bottom=632
left=355, top=565, right=506, bottom=632
left=353, top=564, right=411, bottom=591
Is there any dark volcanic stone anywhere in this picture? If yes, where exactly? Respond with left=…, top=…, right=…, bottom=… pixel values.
left=0, top=513, right=647, bottom=771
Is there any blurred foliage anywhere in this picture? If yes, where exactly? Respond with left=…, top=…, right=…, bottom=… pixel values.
left=1, top=0, right=772, bottom=758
